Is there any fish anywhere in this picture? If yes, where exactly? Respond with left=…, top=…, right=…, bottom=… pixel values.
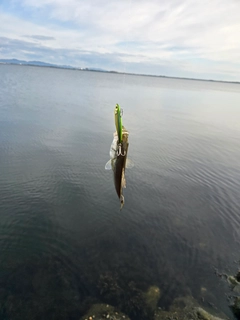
left=105, top=104, right=133, bottom=209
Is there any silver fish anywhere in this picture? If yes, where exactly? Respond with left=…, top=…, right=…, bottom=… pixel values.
left=105, top=127, right=133, bottom=209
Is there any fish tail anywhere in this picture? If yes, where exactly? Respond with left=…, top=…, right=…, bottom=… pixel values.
left=120, top=195, right=124, bottom=210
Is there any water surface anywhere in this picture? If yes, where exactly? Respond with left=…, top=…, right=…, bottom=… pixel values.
left=0, top=64, right=240, bottom=319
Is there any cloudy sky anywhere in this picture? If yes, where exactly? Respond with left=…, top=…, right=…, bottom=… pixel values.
left=0, top=0, right=240, bottom=81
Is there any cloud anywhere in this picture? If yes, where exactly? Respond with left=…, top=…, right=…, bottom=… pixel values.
left=0, top=0, right=240, bottom=80
left=24, top=35, right=55, bottom=40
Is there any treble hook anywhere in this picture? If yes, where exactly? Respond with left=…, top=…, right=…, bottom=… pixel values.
left=117, top=143, right=126, bottom=156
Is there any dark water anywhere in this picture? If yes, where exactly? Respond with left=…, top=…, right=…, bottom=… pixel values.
left=0, top=64, right=240, bottom=319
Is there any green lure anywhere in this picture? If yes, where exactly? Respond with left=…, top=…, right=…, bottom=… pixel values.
left=114, top=104, right=123, bottom=143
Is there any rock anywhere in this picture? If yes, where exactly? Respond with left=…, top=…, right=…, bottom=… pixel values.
left=200, top=287, right=207, bottom=294
left=196, top=307, right=224, bottom=320
left=144, top=286, right=161, bottom=311
left=153, top=296, right=227, bottom=320
left=230, top=297, right=240, bottom=319
left=233, top=284, right=240, bottom=295
left=80, top=303, right=131, bottom=320
left=227, top=276, right=240, bottom=286
left=236, top=270, right=240, bottom=282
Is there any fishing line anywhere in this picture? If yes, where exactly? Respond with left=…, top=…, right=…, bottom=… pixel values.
left=121, top=0, right=132, bottom=88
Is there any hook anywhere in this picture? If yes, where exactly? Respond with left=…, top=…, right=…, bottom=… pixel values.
left=117, top=143, right=126, bottom=156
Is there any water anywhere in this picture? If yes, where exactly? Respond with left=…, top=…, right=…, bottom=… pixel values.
left=0, top=64, right=240, bottom=319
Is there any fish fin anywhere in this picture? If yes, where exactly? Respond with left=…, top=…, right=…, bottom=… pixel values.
left=126, top=158, right=134, bottom=169
left=105, top=160, right=112, bottom=170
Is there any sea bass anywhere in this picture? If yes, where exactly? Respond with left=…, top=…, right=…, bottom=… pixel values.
left=105, top=104, right=133, bottom=209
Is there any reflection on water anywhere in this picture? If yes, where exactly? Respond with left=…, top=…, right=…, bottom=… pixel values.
left=0, top=65, right=240, bottom=319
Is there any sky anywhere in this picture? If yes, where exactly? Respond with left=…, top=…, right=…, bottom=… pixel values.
left=0, top=0, right=240, bottom=81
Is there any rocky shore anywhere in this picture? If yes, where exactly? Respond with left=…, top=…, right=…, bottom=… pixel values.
left=81, top=286, right=229, bottom=320
left=1, top=256, right=238, bottom=320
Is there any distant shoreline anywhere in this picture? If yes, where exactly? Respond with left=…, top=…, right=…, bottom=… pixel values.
left=0, top=59, right=239, bottom=85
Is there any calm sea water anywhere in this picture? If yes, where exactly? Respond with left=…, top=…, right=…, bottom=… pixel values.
left=0, top=64, right=240, bottom=319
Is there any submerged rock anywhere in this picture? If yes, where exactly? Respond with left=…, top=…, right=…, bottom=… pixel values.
left=227, top=275, right=240, bottom=287
left=227, top=272, right=240, bottom=295
left=144, top=286, right=161, bottom=311
left=97, top=274, right=153, bottom=319
left=217, top=267, right=240, bottom=319
left=153, top=296, right=227, bottom=320
left=80, top=294, right=228, bottom=320
left=236, top=270, right=240, bottom=283
left=196, top=307, right=224, bottom=320
left=230, top=297, right=240, bottom=319
left=80, top=303, right=131, bottom=320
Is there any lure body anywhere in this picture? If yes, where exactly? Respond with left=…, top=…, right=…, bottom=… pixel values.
left=115, top=104, right=122, bottom=143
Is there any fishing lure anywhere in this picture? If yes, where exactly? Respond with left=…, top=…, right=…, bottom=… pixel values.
left=105, top=104, right=133, bottom=209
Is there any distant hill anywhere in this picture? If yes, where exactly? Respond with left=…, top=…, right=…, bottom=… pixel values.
left=0, top=58, right=107, bottom=72
left=0, top=58, right=77, bottom=69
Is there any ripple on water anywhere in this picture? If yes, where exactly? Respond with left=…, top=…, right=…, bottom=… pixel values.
left=1, top=66, right=240, bottom=319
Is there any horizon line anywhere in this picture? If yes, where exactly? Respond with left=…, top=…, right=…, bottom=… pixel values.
left=0, top=58, right=239, bottom=85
